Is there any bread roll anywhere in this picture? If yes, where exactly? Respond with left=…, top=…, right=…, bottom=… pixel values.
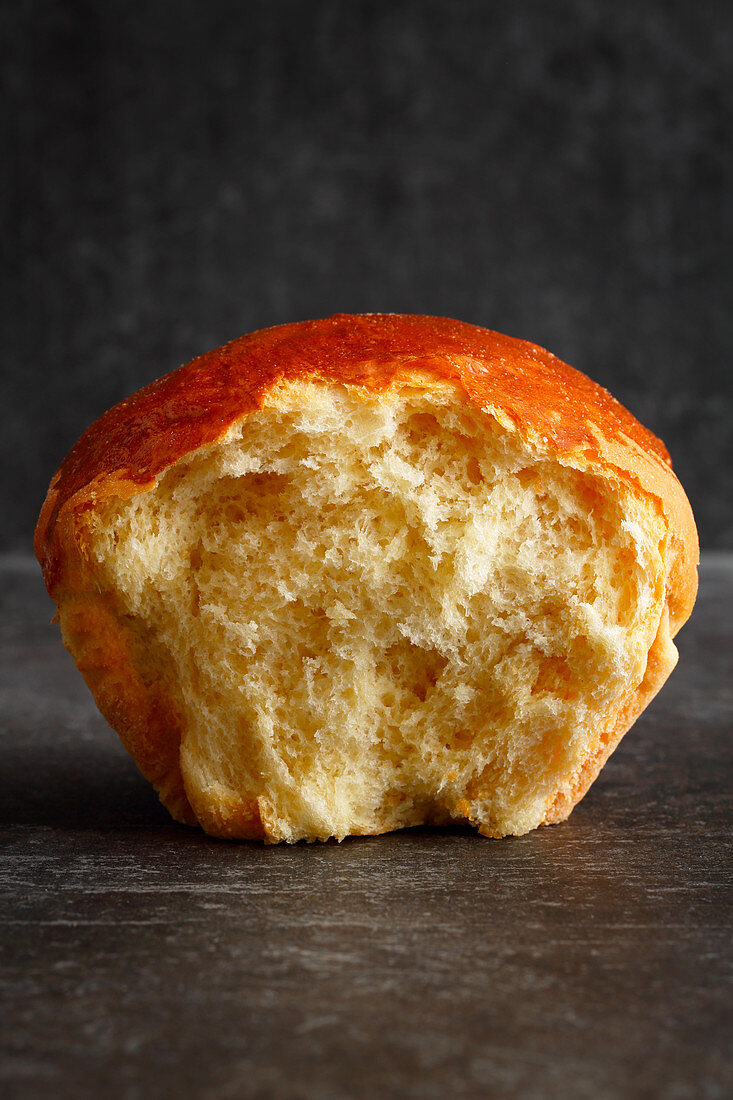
left=35, top=314, right=698, bottom=842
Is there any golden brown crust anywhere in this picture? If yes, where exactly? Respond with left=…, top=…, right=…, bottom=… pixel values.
left=57, top=590, right=198, bottom=827
left=35, top=314, right=699, bottom=836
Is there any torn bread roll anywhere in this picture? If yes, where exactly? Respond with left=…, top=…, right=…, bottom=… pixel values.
left=35, top=314, right=698, bottom=842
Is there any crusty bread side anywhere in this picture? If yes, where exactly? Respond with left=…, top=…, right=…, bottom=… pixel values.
left=35, top=314, right=698, bottom=840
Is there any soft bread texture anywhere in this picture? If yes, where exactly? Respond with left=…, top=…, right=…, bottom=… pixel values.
left=35, top=314, right=698, bottom=842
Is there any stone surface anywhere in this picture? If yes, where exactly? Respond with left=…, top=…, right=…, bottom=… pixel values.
left=1, top=554, right=731, bottom=1099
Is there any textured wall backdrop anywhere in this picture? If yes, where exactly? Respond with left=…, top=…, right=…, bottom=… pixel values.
left=4, top=0, right=732, bottom=549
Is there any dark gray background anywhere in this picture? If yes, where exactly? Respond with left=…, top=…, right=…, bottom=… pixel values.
left=4, top=0, right=732, bottom=551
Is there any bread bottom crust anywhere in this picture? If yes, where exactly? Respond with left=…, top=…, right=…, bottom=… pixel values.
left=539, top=605, right=677, bottom=828
left=57, top=576, right=677, bottom=842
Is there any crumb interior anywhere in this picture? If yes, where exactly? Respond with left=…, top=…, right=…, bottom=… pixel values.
left=88, top=377, right=667, bottom=840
